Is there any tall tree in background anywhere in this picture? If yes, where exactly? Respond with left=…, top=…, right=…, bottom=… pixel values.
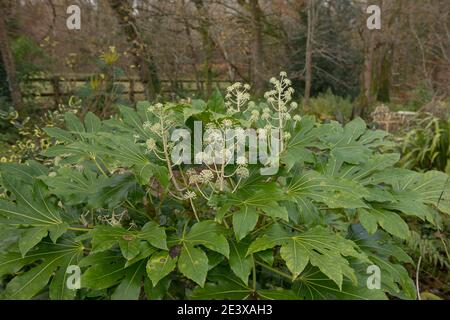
left=352, top=2, right=379, bottom=118
left=192, top=0, right=215, bottom=96
left=181, top=0, right=201, bottom=95
left=289, top=0, right=361, bottom=100
left=107, top=0, right=160, bottom=100
left=0, top=0, right=22, bottom=109
left=238, top=0, right=265, bottom=94
left=249, top=0, right=264, bottom=95
left=371, top=0, right=400, bottom=103
left=303, top=0, right=316, bottom=105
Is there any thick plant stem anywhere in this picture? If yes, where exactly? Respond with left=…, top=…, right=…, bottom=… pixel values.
left=160, top=117, right=182, bottom=193
left=68, top=227, right=91, bottom=232
left=255, top=260, right=293, bottom=281
left=252, top=255, right=257, bottom=291
left=189, top=198, right=200, bottom=222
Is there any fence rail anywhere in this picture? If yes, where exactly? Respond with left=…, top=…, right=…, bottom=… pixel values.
left=23, top=75, right=233, bottom=106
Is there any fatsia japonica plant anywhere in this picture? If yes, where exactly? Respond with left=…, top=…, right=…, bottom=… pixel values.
left=0, top=73, right=449, bottom=300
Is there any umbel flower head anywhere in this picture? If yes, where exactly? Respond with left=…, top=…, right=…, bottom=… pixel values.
left=236, top=166, right=250, bottom=178
left=200, top=170, right=214, bottom=183
left=146, top=138, right=156, bottom=151
left=225, top=82, right=251, bottom=114
left=183, top=191, right=197, bottom=200
left=259, top=72, right=300, bottom=149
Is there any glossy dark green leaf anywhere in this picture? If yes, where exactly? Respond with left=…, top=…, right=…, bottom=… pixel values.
left=146, top=251, right=177, bottom=286
left=178, top=243, right=209, bottom=287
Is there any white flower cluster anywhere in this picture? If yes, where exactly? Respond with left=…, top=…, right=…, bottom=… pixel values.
left=264, top=72, right=298, bottom=113
left=235, top=165, right=249, bottom=178
left=260, top=107, right=272, bottom=121
left=143, top=122, right=163, bottom=136
left=261, top=72, right=301, bottom=147
left=147, top=103, right=164, bottom=115
left=225, top=82, right=251, bottom=114
left=188, top=169, right=215, bottom=185
left=146, top=138, right=157, bottom=152
left=183, top=191, right=197, bottom=200
left=247, top=109, right=259, bottom=122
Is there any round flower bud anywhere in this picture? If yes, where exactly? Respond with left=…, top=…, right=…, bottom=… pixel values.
left=200, top=169, right=214, bottom=182
left=146, top=138, right=156, bottom=151
left=236, top=166, right=250, bottom=178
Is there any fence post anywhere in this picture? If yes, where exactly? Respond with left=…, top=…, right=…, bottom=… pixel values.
left=51, top=76, right=61, bottom=108
left=129, top=78, right=135, bottom=103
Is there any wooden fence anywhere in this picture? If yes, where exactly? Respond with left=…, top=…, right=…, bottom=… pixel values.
left=371, top=104, right=417, bottom=132
left=23, top=75, right=233, bottom=106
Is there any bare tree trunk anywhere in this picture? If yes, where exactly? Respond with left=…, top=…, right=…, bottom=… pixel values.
left=193, top=0, right=214, bottom=97
left=181, top=0, right=202, bottom=95
left=107, top=0, right=159, bottom=100
left=216, top=41, right=249, bottom=83
left=352, top=24, right=376, bottom=118
left=364, top=31, right=375, bottom=105
left=304, top=0, right=316, bottom=106
left=249, top=0, right=264, bottom=95
left=0, top=12, right=22, bottom=109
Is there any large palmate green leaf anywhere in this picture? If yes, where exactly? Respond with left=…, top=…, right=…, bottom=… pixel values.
left=232, top=206, right=258, bottom=241
left=333, top=153, right=401, bottom=184
left=183, top=99, right=207, bottom=122
left=358, top=208, right=410, bottom=239
left=0, top=172, right=71, bottom=255
left=0, top=161, right=49, bottom=184
left=43, top=112, right=107, bottom=165
left=0, top=174, right=64, bottom=227
left=146, top=251, right=177, bottom=286
left=88, top=172, right=142, bottom=208
left=41, top=167, right=107, bottom=206
left=178, top=243, right=209, bottom=286
left=248, top=224, right=367, bottom=288
left=367, top=168, right=450, bottom=224
left=89, top=132, right=169, bottom=186
left=216, top=185, right=288, bottom=234
left=91, top=222, right=167, bottom=260
left=111, top=260, right=146, bottom=300
left=293, top=266, right=387, bottom=300
left=80, top=252, right=128, bottom=290
left=285, top=170, right=369, bottom=209
left=167, top=221, right=230, bottom=286
left=190, top=268, right=253, bottom=300
left=229, top=239, right=253, bottom=285
left=80, top=250, right=148, bottom=297
left=320, top=118, right=372, bottom=164
left=0, top=240, right=83, bottom=299
left=349, top=224, right=416, bottom=300
left=281, top=115, right=330, bottom=170
left=183, top=221, right=229, bottom=258
left=18, top=227, right=49, bottom=257
left=190, top=268, right=300, bottom=300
